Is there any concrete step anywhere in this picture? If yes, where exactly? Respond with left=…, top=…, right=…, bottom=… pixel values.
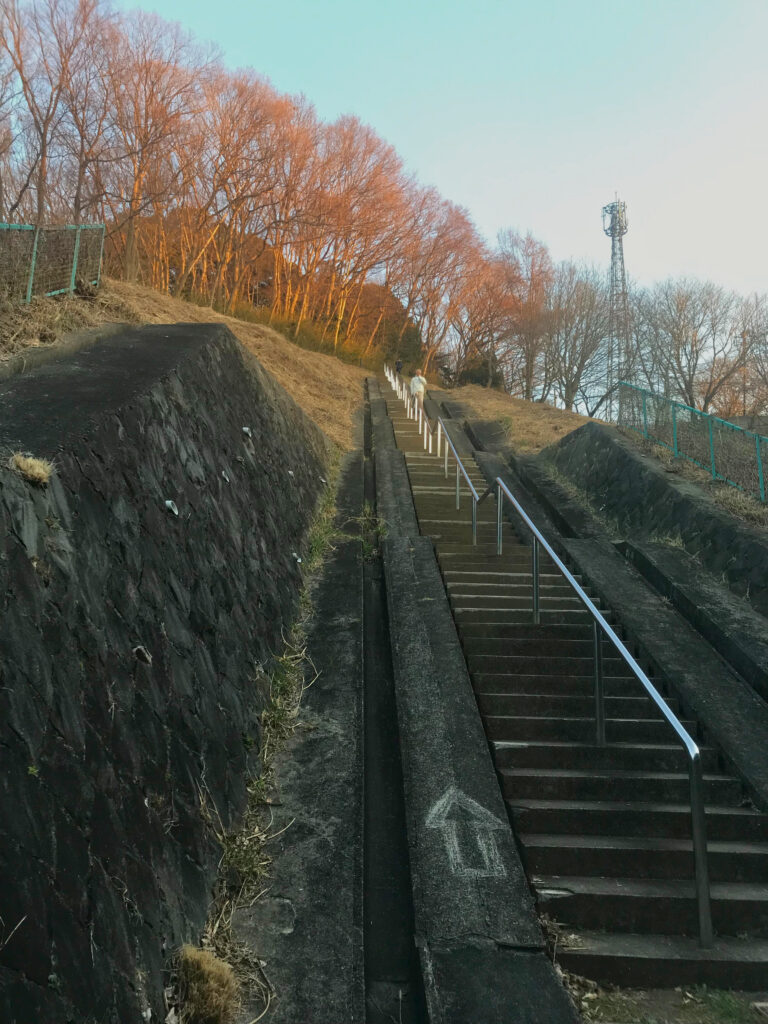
left=417, top=518, right=514, bottom=533
left=438, top=547, right=554, bottom=559
left=499, top=767, right=740, bottom=805
left=477, top=693, right=674, bottom=720
left=424, top=526, right=518, bottom=540
left=510, top=799, right=768, bottom=842
left=451, top=597, right=589, bottom=613
left=489, top=712, right=700, bottom=745
left=414, top=501, right=499, bottom=515
left=456, top=609, right=595, bottom=626
left=479, top=671, right=651, bottom=696
left=463, top=637, right=599, bottom=657
left=473, top=673, right=648, bottom=697
left=467, top=653, right=633, bottom=675
left=486, top=717, right=699, bottom=746
left=444, top=570, right=580, bottom=584
left=407, top=468, right=487, bottom=482
left=458, top=623, right=593, bottom=640
left=521, top=833, right=768, bottom=883
left=533, top=874, right=768, bottom=937
left=449, top=584, right=579, bottom=600
left=494, top=741, right=720, bottom=773
left=556, top=931, right=768, bottom=989
left=440, top=560, right=561, bottom=574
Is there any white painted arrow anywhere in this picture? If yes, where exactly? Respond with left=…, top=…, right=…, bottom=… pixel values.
left=425, top=785, right=507, bottom=878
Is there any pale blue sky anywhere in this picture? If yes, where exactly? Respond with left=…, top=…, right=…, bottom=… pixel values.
left=117, top=0, right=768, bottom=293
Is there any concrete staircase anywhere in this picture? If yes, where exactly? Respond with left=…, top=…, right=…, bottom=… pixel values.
left=386, top=395, right=768, bottom=990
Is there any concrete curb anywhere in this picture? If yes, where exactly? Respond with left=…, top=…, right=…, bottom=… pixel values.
left=375, top=450, right=419, bottom=538
left=382, top=535, right=580, bottom=1023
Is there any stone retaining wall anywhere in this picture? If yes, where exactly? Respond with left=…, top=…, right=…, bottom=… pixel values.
left=0, top=325, right=328, bottom=1023
left=541, top=421, right=768, bottom=619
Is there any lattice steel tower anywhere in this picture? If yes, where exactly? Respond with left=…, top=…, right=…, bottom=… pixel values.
left=602, top=196, right=630, bottom=419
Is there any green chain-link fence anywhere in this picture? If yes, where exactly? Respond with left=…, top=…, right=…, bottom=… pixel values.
left=0, top=223, right=105, bottom=303
left=618, top=381, right=767, bottom=502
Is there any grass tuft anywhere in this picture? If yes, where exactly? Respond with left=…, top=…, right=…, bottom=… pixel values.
left=8, top=452, right=53, bottom=486
left=176, top=945, right=239, bottom=1024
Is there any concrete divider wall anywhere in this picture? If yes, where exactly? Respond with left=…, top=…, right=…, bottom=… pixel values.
left=373, top=386, right=580, bottom=1023
left=540, top=421, right=768, bottom=618
left=0, top=325, right=328, bottom=1023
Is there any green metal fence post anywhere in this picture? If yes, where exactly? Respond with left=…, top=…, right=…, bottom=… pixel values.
left=96, top=224, right=105, bottom=287
left=25, top=227, right=40, bottom=304
left=672, top=405, right=678, bottom=457
left=642, top=392, right=648, bottom=438
left=69, top=225, right=82, bottom=294
left=708, top=418, right=716, bottom=479
left=757, top=434, right=766, bottom=503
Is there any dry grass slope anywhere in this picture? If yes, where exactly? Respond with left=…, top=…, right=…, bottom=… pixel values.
left=0, top=280, right=368, bottom=450
left=449, top=383, right=593, bottom=453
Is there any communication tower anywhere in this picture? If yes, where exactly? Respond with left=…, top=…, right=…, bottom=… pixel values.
left=602, top=196, right=630, bottom=419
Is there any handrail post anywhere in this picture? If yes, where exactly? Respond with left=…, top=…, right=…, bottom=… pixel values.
left=444, top=441, right=449, bottom=479
left=532, top=538, right=540, bottom=624
left=593, top=621, right=606, bottom=746
left=688, top=754, right=714, bottom=947
left=437, top=422, right=442, bottom=459
left=455, top=464, right=460, bottom=510
left=428, top=426, right=433, bottom=454
left=496, top=482, right=503, bottom=555
left=472, top=497, right=477, bottom=545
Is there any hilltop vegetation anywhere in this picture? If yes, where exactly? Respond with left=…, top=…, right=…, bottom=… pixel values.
left=1, top=0, right=766, bottom=422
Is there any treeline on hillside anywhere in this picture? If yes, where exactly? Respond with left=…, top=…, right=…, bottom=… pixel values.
left=2, top=0, right=767, bottom=416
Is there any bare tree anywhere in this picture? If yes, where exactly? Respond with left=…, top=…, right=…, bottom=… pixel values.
left=546, top=262, right=609, bottom=410
left=0, top=0, right=86, bottom=222
left=497, top=229, right=553, bottom=400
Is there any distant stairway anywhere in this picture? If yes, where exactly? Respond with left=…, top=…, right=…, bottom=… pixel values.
left=386, top=391, right=768, bottom=990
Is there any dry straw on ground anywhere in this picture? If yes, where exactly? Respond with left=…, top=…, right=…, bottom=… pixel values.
left=176, top=944, right=240, bottom=1024
left=8, top=452, right=53, bottom=486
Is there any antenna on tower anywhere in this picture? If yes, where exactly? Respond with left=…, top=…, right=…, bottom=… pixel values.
left=602, top=196, right=630, bottom=420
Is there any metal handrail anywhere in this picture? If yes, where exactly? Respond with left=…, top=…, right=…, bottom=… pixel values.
left=494, top=476, right=713, bottom=948
left=383, top=362, right=713, bottom=945
left=384, top=365, right=479, bottom=541
left=385, top=363, right=437, bottom=454
left=437, top=416, right=480, bottom=544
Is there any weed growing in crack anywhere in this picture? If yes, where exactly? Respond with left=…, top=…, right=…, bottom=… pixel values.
left=172, top=447, right=349, bottom=1023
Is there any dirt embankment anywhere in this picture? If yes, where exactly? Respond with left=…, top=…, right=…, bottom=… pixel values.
left=447, top=383, right=592, bottom=453
left=0, top=281, right=368, bottom=450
